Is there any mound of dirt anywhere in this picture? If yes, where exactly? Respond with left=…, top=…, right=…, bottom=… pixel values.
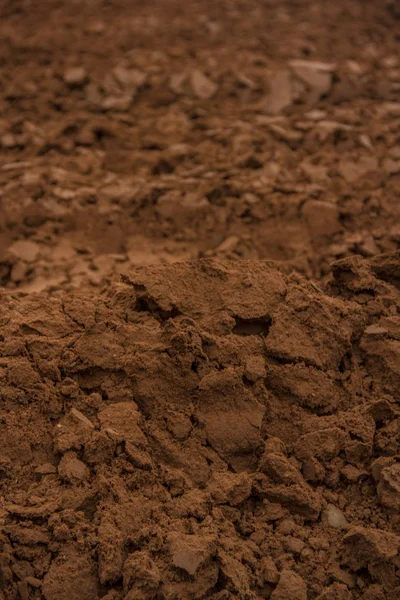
left=0, top=252, right=399, bottom=600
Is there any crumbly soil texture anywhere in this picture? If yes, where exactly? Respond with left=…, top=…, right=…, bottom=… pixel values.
left=1, top=1, right=400, bottom=599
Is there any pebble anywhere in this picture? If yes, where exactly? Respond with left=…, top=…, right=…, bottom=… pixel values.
left=64, top=67, right=88, bottom=87
left=322, top=504, right=349, bottom=529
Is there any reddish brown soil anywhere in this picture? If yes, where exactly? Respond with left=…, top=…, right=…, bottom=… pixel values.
left=0, top=1, right=400, bottom=599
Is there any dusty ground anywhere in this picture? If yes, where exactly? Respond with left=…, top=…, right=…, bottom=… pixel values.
left=0, top=0, right=400, bottom=599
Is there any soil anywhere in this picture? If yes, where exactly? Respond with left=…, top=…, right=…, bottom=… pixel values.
left=0, top=1, right=400, bottom=599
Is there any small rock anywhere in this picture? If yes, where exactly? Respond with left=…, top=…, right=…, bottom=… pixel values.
left=304, top=109, right=327, bottom=120
left=9, top=240, right=40, bottom=262
left=64, top=67, right=88, bottom=87
left=70, top=408, right=95, bottom=429
left=102, top=94, right=134, bottom=111
left=322, top=504, right=349, bottom=529
left=359, top=134, right=374, bottom=150
left=271, top=569, right=307, bottom=600
left=190, top=69, right=217, bottom=99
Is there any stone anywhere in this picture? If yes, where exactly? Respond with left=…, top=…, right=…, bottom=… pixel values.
left=64, top=67, right=88, bottom=87
left=322, top=504, right=349, bottom=529
left=70, top=408, right=94, bottom=429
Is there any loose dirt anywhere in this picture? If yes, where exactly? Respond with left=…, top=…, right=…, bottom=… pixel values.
left=0, top=1, right=400, bottom=599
